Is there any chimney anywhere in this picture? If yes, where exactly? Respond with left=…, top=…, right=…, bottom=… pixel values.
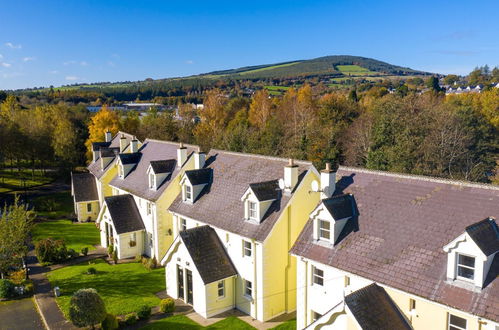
left=119, top=134, right=127, bottom=153
left=177, top=142, right=187, bottom=167
left=194, top=147, right=206, bottom=169
left=284, top=159, right=298, bottom=193
left=320, top=162, right=336, bottom=198
left=105, top=130, right=112, bottom=142
left=130, top=137, right=139, bottom=153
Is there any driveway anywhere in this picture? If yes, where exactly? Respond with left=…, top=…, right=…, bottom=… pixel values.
left=0, top=298, right=45, bottom=330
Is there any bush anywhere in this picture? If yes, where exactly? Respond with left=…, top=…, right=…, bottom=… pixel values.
left=68, top=288, right=107, bottom=328
left=35, top=238, right=68, bottom=264
left=112, top=249, right=118, bottom=264
left=0, top=279, right=15, bottom=299
left=68, top=248, right=79, bottom=259
left=101, top=313, right=119, bottom=330
left=9, top=269, right=26, bottom=285
left=24, top=281, right=34, bottom=295
left=124, top=313, right=137, bottom=325
left=87, top=267, right=97, bottom=275
left=142, top=257, right=157, bottom=270
left=135, top=254, right=142, bottom=263
left=107, top=245, right=114, bottom=256
left=137, top=305, right=152, bottom=320
left=159, top=298, right=175, bottom=313
left=81, top=247, right=88, bottom=256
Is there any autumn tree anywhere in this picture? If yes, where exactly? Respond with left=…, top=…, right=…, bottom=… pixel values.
left=193, top=89, right=229, bottom=150
left=248, top=89, right=272, bottom=129
left=85, top=105, right=120, bottom=161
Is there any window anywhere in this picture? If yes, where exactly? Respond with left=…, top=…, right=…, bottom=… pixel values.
left=409, top=299, right=416, bottom=311
left=244, top=280, right=252, bottom=297
left=318, top=220, right=331, bottom=240
left=118, top=165, right=123, bottom=178
left=217, top=280, right=225, bottom=298
left=147, top=202, right=152, bottom=215
left=149, top=173, right=155, bottom=189
left=248, top=201, right=257, bottom=220
left=448, top=314, right=467, bottom=330
left=180, top=218, right=187, bottom=231
left=456, top=254, right=475, bottom=281
left=131, top=232, right=136, bottom=241
left=243, top=240, right=252, bottom=257
left=312, top=266, right=324, bottom=286
left=185, top=185, right=192, bottom=201
left=312, top=311, right=322, bottom=322
left=344, top=276, right=350, bottom=287
left=149, top=232, right=153, bottom=247
left=87, top=203, right=92, bottom=213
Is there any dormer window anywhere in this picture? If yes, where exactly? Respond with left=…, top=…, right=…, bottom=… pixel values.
left=149, top=172, right=155, bottom=189
left=248, top=201, right=257, bottom=220
left=180, top=168, right=212, bottom=204
left=456, top=254, right=475, bottom=281
left=318, top=220, right=331, bottom=240
left=185, top=185, right=192, bottom=201
left=241, top=180, right=279, bottom=223
left=147, top=160, right=175, bottom=191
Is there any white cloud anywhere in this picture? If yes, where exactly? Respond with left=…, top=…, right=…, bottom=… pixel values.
left=185, top=60, right=194, bottom=64
left=5, top=42, right=21, bottom=49
left=23, top=56, right=36, bottom=62
left=65, top=76, right=79, bottom=81
left=1, top=62, right=12, bottom=68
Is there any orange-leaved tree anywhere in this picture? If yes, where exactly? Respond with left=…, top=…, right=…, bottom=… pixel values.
left=84, top=105, right=120, bottom=161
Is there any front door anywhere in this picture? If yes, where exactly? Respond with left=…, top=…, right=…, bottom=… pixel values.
left=186, top=270, right=193, bottom=305
left=177, top=266, right=184, bottom=300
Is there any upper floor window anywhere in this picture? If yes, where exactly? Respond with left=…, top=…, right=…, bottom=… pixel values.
left=244, top=279, right=252, bottom=298
left=243, top=240, right=252, bottom=257
left=312, top=266, right=324, bottom=286
left=184, top=185, right=192, bottom=201
left=87, top=203, right=92, bottom=213
left=148, top=232, right=153, bottom=247
left=318, top=220, right=331, bottom=240
left=217, top=280, right=225, bottom=298
left=448, top=314, right=467, bottom=330
left=409, top=298, right=416, bottom=311
left=149, top=172, right=155, bottom=189
left=147, top=202, right=152, bottom=215
left=456, top=254, right=475, bottom=281
left=248, top=201, right=257, bottom=220
left=180, top=218, right=187, bottom=231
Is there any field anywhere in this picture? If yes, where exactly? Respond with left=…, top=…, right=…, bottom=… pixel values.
left=31, top=219, right=100, bottom=252
left=0, top=168, right=52, bottom=193
left=141, top=315, right=255, bottom=330
left=336, top=64, right=379, bottom=76
left=32, top=191, right=75, bottom=219
left=238, top=62, right=300, bottom=76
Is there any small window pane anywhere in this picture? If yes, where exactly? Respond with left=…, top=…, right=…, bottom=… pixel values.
left=87, top=203, right=92, bottom=212
left=217, top=280, right=225, bottom=297
left=319, top=220, right=330, bottom=240
left=457, top=266, right=474, bottom=279
left=181, top=218, right=187, bottom=231
left=249, top=201, right=257, bottom=219
left=243, top=241, right=252, bottom=257
left=245, top=280, right=252, bottom=297
left=458, top=255, right=474, bottom=268
left=449, top=314, right=467, bottom=330
left=185, top=185, right=192, bottom=200
left=313, top=266, right=324, bottom=286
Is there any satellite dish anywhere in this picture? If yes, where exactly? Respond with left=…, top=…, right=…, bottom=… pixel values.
left=311, top=180, right=319, bottom=192
left=278, top=179, right=285, bottom=190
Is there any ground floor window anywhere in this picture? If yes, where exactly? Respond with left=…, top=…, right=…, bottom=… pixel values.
left=87, top=203, right=92, bottom=213
left=448, top=314, right=467, bottom=330
left=244, top=279, right=252, bottom=298
left=217, top=280, right=225, bottom=298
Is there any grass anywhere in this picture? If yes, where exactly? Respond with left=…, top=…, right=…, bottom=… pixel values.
left=238, top=62, right=300, bottom=76
left=270, top=319, right=296, bottom=329
left=336, top=65, right=378, bottom=76
left=32, top=219, right=100, bottom=252
left=0, top=168, right=52, bottom=193
left=141, top=315, right=256, bottom=330
left=47, top=259, right=165, bottom=317
left=32, top=191, right=74, bottom=219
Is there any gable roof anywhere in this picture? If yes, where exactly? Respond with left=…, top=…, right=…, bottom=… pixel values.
left=92, top=141, right=111, bottom=151
left=71, top=172, right=99, bottom=202
left=465, top=218, right=499, bottom=256
left=345, top=283, right=411, bottom=330
left=322, top=194, right=356, bottom=220
left=291, top=166, right=499, bottom=322
left=249, top=180, right=279, bottom=201
left=100, top=147, right=120, bottom=158
left=180, top=226, right=238, bottom=284
left=105, top=194, right=144, bottom=234
left=169, top=149, right=313, bottom=242
left=150, top=160, right=176, bottom=174
left=184, top=168, right=212, bottom=185
left=119, top=152, right=141, bottom=165
left=109, top=140, right=196, bottom=202
left=88, top=131, right=135, bottom=179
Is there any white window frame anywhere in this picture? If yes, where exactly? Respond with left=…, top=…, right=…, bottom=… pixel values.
left=131, top=232, right=136, bottom=242
left=180, top=218, right=187, bottom=231
left=86, top=203, right=92, bottom=213
left=312, top=266, right=324, bottom=286
left=318, top=219, right=331, bottom=241
left=217, top=280, right=225, bottom=298
left=243, top=240, right=252, bottom=257
left=148, top=232, right=153, bottom=248
left=448, top=313, right=467, bottom=330
left=244, top=279, right=252, bottom=298
left=248, top=201, right=257, bottom=220
left=147, top=202, right=152, bottom=216
left=184, top=184, right=192, bottom=202
left=456, top=253, right=475, bottom=282
left=149, top=172, right=155, bottom=189
left=118, top=164, right=124, bottom=178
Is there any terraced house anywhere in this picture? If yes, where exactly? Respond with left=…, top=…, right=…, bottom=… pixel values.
left=291, top=167, right=499, bottom=330
left=160, top=151, right=327, bottom=322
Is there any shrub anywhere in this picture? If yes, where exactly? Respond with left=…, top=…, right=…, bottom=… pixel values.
left=137, top=305, right=152, bottom=320
left=87, top=267, right=97, bottom=275
left=107, top=245, right=114, bottom=257
left=124, top=313, right=137, bottom=325
left=35, top=238, right=68, bottom=264
left=81, top=247, right=88, bottom=256
left=9, top=269, right=26, bottom=285
left=135, top=253, right=142, bottom=262
left=68, top=248, right=79, bottom=259
left=0, top=279, right=14, bottom=299
left=24, top=281, right=34, bottom=295
left=112, top=249, right=118, bottom=265
left=68, top=288, right=107, bottom=328
left=101, top=313, right=119, bottom=330
left=159, top=298, right=175, bottom=313
left=142, top=257, right=157, bottom=270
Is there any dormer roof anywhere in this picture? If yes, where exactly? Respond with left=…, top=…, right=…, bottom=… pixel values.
left=149, top=159, right=176, bottom=174
left=249, top=180, right=279, bottom=201
left=322, top=194, right=356, bottom=220
left=184, top=168, right=212, bottom=185
left=119, top=152, right=141, bottom=165
left=92, top=141, right=111, bottom=152
left=465, top=218, right=499, bottom=257
left=100, top=147, right=120, bottom=158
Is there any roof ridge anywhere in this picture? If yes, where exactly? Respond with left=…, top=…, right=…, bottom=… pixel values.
left=115, top=131, right=136, bottom=139
left=209, top=148, right=313, bottom=166
left=144, top=138, right=199, bottom=149
left=339, top=166, right=499, bottom=191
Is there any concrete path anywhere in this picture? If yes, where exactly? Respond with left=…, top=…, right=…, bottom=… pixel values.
left=0, top=298, right=45, bottom=330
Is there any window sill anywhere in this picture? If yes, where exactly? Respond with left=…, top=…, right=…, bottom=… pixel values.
left=243, top=294, right=253, bottom=302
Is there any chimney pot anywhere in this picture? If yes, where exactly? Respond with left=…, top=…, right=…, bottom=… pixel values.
left=177, top=144, right=187, bottom=167
left=130, top=138, right=139, bottom=153
left=194, top=150, right=206, bottom=169
left=105, top=130, right=112, bottom=142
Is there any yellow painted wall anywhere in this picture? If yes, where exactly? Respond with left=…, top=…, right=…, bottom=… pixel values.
left=76, top=200, right=99, bottom=222
left=100, top=165, right=118, bottom=198
left=204, top=277, right=236, bottom=317
left=261, top=169, right=320, bottom=321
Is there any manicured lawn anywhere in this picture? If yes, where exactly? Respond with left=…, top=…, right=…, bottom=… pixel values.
left=0, top=168, right=52, bottom=193
left=32, top=219, right=100, bottom=252
left=141, top=315, right=255, bottom=330
left=47, top=259, right=165, bottom=317
left=270, top=319, right=296, bottom=329
left=32, top=191, right=74, bottom=219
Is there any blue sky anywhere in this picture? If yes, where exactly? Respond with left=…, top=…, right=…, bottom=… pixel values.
left=1, top=0, right=498, bottom=90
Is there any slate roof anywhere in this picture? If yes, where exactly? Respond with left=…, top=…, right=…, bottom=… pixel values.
left=465, top=218, right=499, bottom=256
left=119, top=152, right=141, bottom=165
left=100, top=147, right=120, bottom=158
left=109, top=140, right=196, bottom=202
left=180, top=226, right=238, bottom=284
left=88, top=132, right=135, bottom=179
left=169, top=150, right=313, bottom=242
left=150, top=160, right=176, bottom=174
left=92, top=141, right=111, bottom=152
left=71, top=172, right=99, bottom=202
left=345, top=283, right=411, bottom=330
left=291, top=166, right=499, bottom=322
left=249, top=180, right=279, bottom=201
left=105, top=194, right=145, bottom=234
left=322, top=194, right=356, bottom=220
left=184, top=168, right=212, bottom=185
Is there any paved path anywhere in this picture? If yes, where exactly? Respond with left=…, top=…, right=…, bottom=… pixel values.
left=0, top=298, right=45, bottom=330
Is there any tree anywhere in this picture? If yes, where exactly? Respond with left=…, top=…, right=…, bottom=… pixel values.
left=0, top=196, right=35, bottom=278
left=248, top=89, right=272, bottom=128
left=84, top=106, right=120, bottom=161
left=193, top=89, right=228, bottom=150
left=52, top=111, right=79, bottom=169
left=69, top=288, right=107, bottom=329
left=425, top=76, right=442, bottom=92
left=443, top=74, right=459, bottom=86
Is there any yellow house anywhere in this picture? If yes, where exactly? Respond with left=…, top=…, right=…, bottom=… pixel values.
left=161, top=150, right=323, bottom=322
left=291, top=166, right=499, bottom=330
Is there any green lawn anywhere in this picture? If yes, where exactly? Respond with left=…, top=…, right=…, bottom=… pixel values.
left=32, top=191, right=74, bottom=219
left=32, top=219, right=100, bottom=252
left=141, top=315, right=255, bottom=330
left=47, top=259, right=165, bottom=317
left=0, top=168, right=52, bottom=193
left=270, top=319, right=296, bottom=329
left=336, top=65, right=378, bottom=76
